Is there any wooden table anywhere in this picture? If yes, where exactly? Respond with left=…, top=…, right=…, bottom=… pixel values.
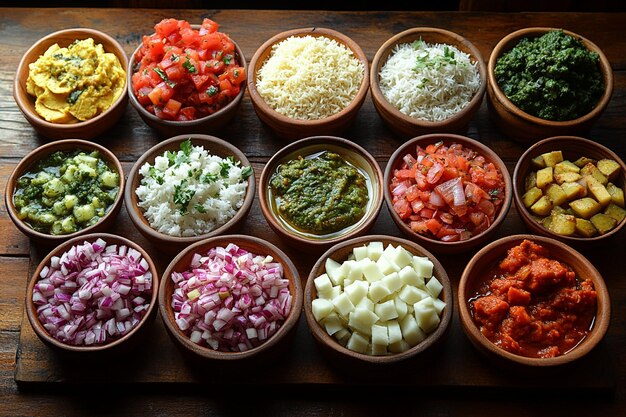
left=1, top=8, right=625, bottom=416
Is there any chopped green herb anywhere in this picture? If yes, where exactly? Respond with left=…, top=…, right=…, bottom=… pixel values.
left=223, top=54, right=232, bottom=65
left=67, top=89, right=83, bottom=104
left=194, top=203, right=206, bottom=213
left=183, top=58, right=197, bottom=73
left=241, top=166, right=253, bottom=180
left=153, top=67, right=176, bottom=88
left=166, top=151, right=177, bottom=166
left=173, top=181, right=195, bottom=214
left=171, top=54, right=180, bottom=63
left=219, top=161, right=232, bottom=178
left=411, top=38, right=425, bottom=49
left=180, top=138, right=193, bottom=157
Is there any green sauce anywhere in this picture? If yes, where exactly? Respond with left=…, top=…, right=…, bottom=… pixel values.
left=13, top=150, right=119, bottom=235
left=494, top=30, right=604, bottom=121
left=269, top=152, right=369, bottom=235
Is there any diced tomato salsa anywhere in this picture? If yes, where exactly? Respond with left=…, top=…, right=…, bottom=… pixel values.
left=131, top=18, right=245, bottom=121
left=389, top=141, right=506, bottom=242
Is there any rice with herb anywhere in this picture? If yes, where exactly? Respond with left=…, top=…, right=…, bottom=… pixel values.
left=135, top=139, right=252, bottom=237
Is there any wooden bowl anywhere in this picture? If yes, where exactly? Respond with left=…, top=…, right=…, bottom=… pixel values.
left=124, top=134, right=255, bottom=255
left=13, top=28, right=128, bottom=140
left=259, top=136, right=383, bottom=251
left=384, top=133, right=512, bottom=254
left=487, top=27, right=614, bottom=143
left=458, top=234, right=611, bottom=368
left=370, top=27, right=487, bottom=140
left=513, top=136, right=626, bottom=247
left=127, top=25, right=247, bottom=138
left=26, top=233, right=159, bottom=355
left=304, top=234, right=453, bottom=365
left=5, top=139, right=125, bottom=246
left=247, top=27, right=369, bottom=141
left=158, top=234, right=303, bottom=361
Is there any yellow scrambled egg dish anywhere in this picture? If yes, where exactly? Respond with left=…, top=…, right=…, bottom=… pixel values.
left=26, top=38, right=126, bottom=123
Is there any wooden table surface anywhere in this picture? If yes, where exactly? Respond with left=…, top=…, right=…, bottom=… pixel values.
left=1, top=8, right=625, bottom=416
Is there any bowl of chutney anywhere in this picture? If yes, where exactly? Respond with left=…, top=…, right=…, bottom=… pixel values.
left=259, top=136, right=383, bottom=251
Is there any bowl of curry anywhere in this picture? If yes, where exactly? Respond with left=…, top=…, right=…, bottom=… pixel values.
left=458, top=234, right=610, bottom=367
left=259, top=136, right=384, bottom=250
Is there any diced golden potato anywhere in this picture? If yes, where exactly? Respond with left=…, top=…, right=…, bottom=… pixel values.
left=574, top=156, right=596, bottom=168
left=522, top=186, right=543, bottom=208
left=561, top=181, right=587, bottom=200
left=575, top=218, right=598, bottom=238
left=536, top=167, right=554, bottom=189
left=606, top=183, right=625, bottom=207
left=554, top=160, right=580, bottom=175
left=540, top=151, right=563, bottom=167
left=525, top=172, right=537, bottom=191
left=570, top=197, right=602, bottom=219
left=580, top=163, right=608, bottom=185
left=530, top=195, right=553, bottom=216
left=548, top=213, right=577, bottom=236
left=554, top=172, right=581, bottom=185
left=551, top=206, right=566, bottom=216
left=604, top=203, right=626, bottom=223
left=531, top=155, right=546, bottom=169
left=541, top=216, right=552, bottom=229
left=590, top=213, right=618, bottom=234
left=585, top=175, right=612, bottom=206
left=597, top=159, right=621, bottom=182
left=545, top=183, right=568, bottom=206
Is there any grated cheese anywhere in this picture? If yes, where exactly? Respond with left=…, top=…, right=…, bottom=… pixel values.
left=255, top=35, right=364, bottom=120
left=379, top=40, right=480, bottom=122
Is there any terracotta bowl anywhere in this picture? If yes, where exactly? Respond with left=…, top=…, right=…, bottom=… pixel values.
left=13, top=28, right=128, bottom=140
left=159, top=234, right=303, bottom=361
left=304, top=234, right=453, bottom=365
left=259, top=136, right=384, bottom=251
left=127, top=25, right=247, bottom=138
left=513, top=136, right=626, bottom=247
left=26, top=233, right=159, bottom=355
left=370, top=27, right=487, bottom=140
left=458, top=234, right=610, bottom=368
left=5, top=139, right=125, bottom=246
left=247, top=27, right=369, bottom=141
left=384, top=133, right=512, bottom=254
left=487, top=27, right=613, bottom=143
left=124, top=134, right=255, bottom=255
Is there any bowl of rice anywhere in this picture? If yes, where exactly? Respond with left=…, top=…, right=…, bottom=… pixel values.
left=124, top=134, right=255, bottom=254
left=370, top=27, right=487, bottom=139
left=247, top=27, right=369, bottom=141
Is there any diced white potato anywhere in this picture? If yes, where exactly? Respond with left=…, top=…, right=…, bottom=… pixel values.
left=366, top=241, right=384, bottom=261
left=343, top=278, right=353, bottom=288
left=433, top=298, right=447, bottom=315
left=375, top=299, right=398, bottom=321
left=325, top=258, right=343, bottom=286
left=387, top=320, right=402, bottom=344
left=368, top=281, right=391, bottom=303
left=329, top=286, right=342, bottom=300
left=314, top=274, right=333, bottom=296
left=348, top=307, right=379, bottom=335
left=389, top=339, right=411, bottom=353
left=391, top=246, right=413, bottom=269
left=346, top=332, right=369, bottom=354
left=353, top=245, right=369, bottom=261
left=413, top=298, right=440, bottom=333
left=311, top=298, right=334, bottom=322
left=398, top=285, right=429, bottom=305
left=398, top=265, right=424, bottom=288
left=412, top=256, right=434, bottom=278
left=382, top=272, right=403, bottom=293
left=370, top=343, right=388, bottom=356
left=394, top=297, right=408, bottom=320
left=344, top=280, right=369, bottom=305
left=377, top=254, right=399, bottom=275
left=334, top=328, right=351, bottom=346
left=357, top=296, right=374, bottom=311
left=322, top=313, right=345, bottom=336
left=425, top=276, right=443, bottom=299
left=361, top=259, right=384, bottom=282
left=344, top=260, right=364, bottom=281
left=371, top=324, right=389, bottom=346
left=399, top=314, right=426, bottom=347
left=332, top=292, right=355, bottom=317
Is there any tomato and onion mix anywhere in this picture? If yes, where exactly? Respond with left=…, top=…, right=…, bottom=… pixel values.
left=131, top=18, right=245, bottom=121
left=390, top=141, right=506, bottom=242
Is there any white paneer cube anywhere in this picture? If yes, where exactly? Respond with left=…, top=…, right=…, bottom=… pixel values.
left=370, top=343, right=388, bottom=356
left=332, top=292, right=355, bottom=317
left=394, top=297, right=408, bottom=320
left=382, top=272, right=403, bottom=293
left=362, top=259, right=384, bottom=282
left=345, top=260, right=364, bottom=282
left=377, top=254, right=399, bottom=275
left=348, top=307, right=379, bottom=335
left=325, top=258, right=343, bottom=286
left=314, top=274, right=333, bottom=297
left=398, top=285, right=429, bottom=305
left=311, top=298, right=334, bottom=322
left=393, top=246, right=414, bottom=269
left=353, top=245, right=369, bottom=261
left=356, top=296, right=374, bottom=312
left=412, top=256, right=434, bottom=278
left=387, top=320, right=402, bottom=344
left=433, top=298, right=447, bottom=315
left=374, top=299, right=398, bottom=321
left=346, top=331, right=369, bottom=354
left=322, top=313, right=345, bottom=336
left=413, top=297, right=440, bottom=333
left=371, top=324, right=389, bottom=346
left=425, top=276, right=443, bottom=299
left=367, top=241, right=384, bottom=261
left=368, top=281, right=391, bottom=303
left=344, top=280, right=369, bottom=305
left=334, top=328, right=351, bottom=346
left=320, top=285, right=342, bottom=301
left=398, top=265, right=424, bottom=288
left=389, top=339, right=411, bottom=353
left=400, top=314, right=426, bottom=347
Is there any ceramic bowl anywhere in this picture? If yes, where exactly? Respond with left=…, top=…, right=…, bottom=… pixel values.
left=26, top=233, right=159, bottom=354
left=247, top=27, right=369, bottom=140
left=5, top=139, right=125, bottom=246
left=304, top=234, right=453, bottom=364
left=127, top=24, right=247, bottom=138
left=259, top=135, right=383, bottom=251
left=124, top=134, right=255, bottom=255
left=158, top=234, right=303, bottom=361
left=384, top=133, right=512, bottom=254
left=458, top=234, right=610, bottom=367
left=487, top=27, right=613, bottom=143
left=370, top=27, right=487, bottom=139
left=513, top=136, right=626, bottom=246
left=13, top=28, right=128, bottom=140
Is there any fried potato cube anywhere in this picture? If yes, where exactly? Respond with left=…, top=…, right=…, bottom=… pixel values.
left=590, top=213, right=618, bottom=234
left=597, top=159, right=621, bottom=182
left=547, top=213, right=577, bottom=236
left=575, top=218, right=598, bottom=238
left=561, top=181, right=587, bottom=200
left=554, top=160, right=581, bottom=175
left=525, top=172, right=537, bottom=191
left=530, top=195, right=553, bottom=216
left=570, top=197, right=602, bottom=219
left=536, top=167, right=554, bottom=189
left=522, top=186, right=543, bottom=208
left=585, top=175, right=612, bottom=206
left=606, top=183, right=625, bottom=207
left=554, top=172, right=582, bottom=185
left=574, top=156, right=596, bottom=168
left=580, top=163, right=608, bottom=185
left=540, top=151, right=563, bottom=167
left=545, top=183, right=568, bottom=206
left=604, top=203, right=626, bottom=223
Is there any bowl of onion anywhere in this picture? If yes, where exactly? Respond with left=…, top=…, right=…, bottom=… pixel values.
left=159, top=234, right=303, bottom=361
left=26, top=233, right=159, bottom=354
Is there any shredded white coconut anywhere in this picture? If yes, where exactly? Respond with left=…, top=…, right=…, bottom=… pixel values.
left=379, top=40, right=480, bottom=122
left=255, top=35, right=364, bottom=120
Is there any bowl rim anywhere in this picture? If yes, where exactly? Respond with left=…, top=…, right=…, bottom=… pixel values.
left=25, top=232, right=160, bottom=352
left=512, top=135, right=626, bottom=243
left=303, top=233, right=453, bottom=364
left=383, top=133, right=513, bottom=251
left=258, top=135, right=384, bottom=247
left=488, top=27, right=614, bottom=126
left=370, top=26, right=487, bottom=128
left=127, top=24, right=247, bottom=128
left=158, top=233, right=303, bottom=360
left=13, top=27, right=129, bottom=132
left=246, top=27, right=370, bottom=127
left=123, top=133, right=256, bottom=246
left=5, top=138, right=125, bottom=242
left=457, top=233, right=611, bottom=367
